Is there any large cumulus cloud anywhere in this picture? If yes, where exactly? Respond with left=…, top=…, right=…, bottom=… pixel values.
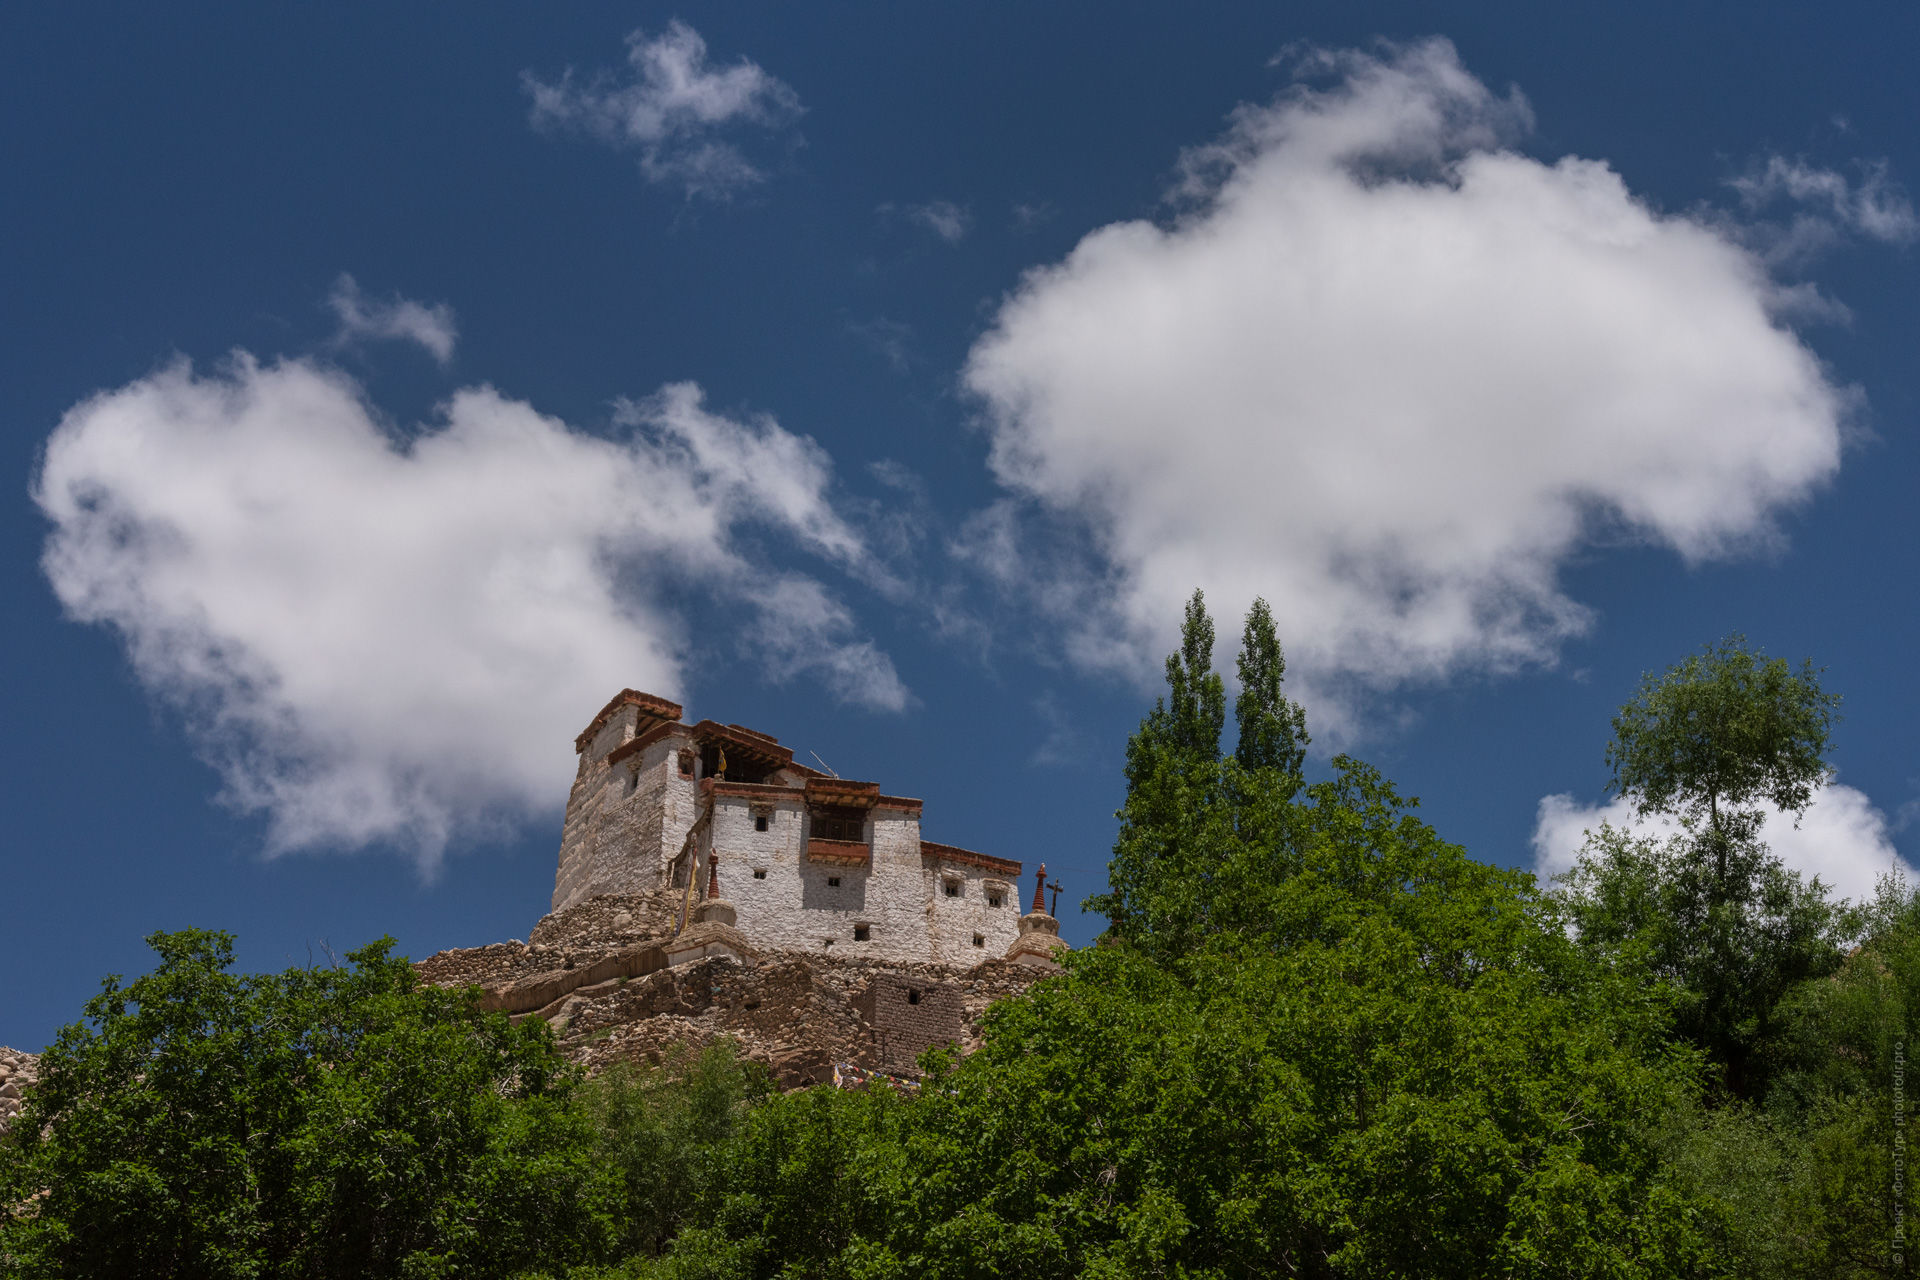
left=34, top=357, right=904, bottom=864
left=963, top=39, right=1852, bottom=725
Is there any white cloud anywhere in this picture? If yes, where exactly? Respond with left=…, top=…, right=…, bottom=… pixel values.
left=34, top=357, right=902, bottom=865
left=876, top=200, right=974, bottom=244
left=525, top=21, right=802, bottom=201
left=1730, top=156, right=1919, bottom=258
left=961, top=38, right=1855, bottom=728
left=1012, top=201, right=1057, bottom=233
left=328, top=274, right=457, bottom=364
left=907, top=200, right=972, bottom=244
left=1530, top=789, right=1910, bottom=905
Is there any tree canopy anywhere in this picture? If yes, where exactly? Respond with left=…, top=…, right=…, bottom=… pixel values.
left=1605, top=635, right=1840, bottom=845
left=0, top=931, right=609, bottom=1279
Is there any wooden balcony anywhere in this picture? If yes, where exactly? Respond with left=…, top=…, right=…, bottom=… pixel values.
left=806, top=838, right=872, bottom=867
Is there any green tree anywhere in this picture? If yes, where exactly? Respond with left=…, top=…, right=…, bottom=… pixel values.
left=1163, top=588, right=1227, bottom=767
left=1233, top=596, right=1309, bottom=780
left=1761, top=873, right=1920, bottom=1277
left=1094, top=589, right=1232, bottom=954
left=1605, top=635, right=1840, bottom=878
left=583, top=1042, right=772, bottom=1261
left=1095, top=590, right=1318, bottom=958
left=1561, top=638, right=1852, bottom=1101
left=1557, top=824, right=1852, bottom=1102
left=0, top=930, right=610, bottom=1279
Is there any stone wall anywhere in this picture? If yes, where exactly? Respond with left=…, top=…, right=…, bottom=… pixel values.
left=0, top=1046, right=40, bottom=1132
left=415, top=892, right=1056, bottom=1090
left=853, top=972, right=967, bottom=1075
left=528, top=887, right=685, bottom=949
left=553, top=711, right=690, bottom=912
left=545, top=952, right=1050, bottom=1087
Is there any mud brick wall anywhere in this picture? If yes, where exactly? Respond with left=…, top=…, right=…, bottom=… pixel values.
left=854, top=972, right=966, bottom=1074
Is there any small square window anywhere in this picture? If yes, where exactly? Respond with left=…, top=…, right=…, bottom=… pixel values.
left=988, top=893, right=1003, bottom=908
left=828, top=876, right=841, bottom=887
left=753, top=869, right=767, bottom=880
left=944, top=882, right=961, bottom=898
left=754, top=815, right=768, bottom=832
left=854, top=924, right=870, bottom=941
left=972, top=933, right=985, bottom=947
left=907, top=989, right=920, bottom=1005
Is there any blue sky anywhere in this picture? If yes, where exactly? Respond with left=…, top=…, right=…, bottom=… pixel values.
left=5, top=3, right=1917, bottom=1051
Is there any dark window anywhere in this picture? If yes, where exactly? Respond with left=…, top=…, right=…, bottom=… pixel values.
left=972, top=933, right=985, bottom=948
left=753, top=869, right=767, bottom=880
left=678, top=750, right=694, bottom=776
left=811, top=806, right=865, bottom=843
left=827, top=876, right=841, bottom=887
left=944, top=882, right=961, bottom=898
left=988, top=893, right=1004, bottom=908
left=907, top=989, right=920, bottom=1005
left=754, top=814, right=768, bottom=832
left=854, top=924, right=870, bottom=941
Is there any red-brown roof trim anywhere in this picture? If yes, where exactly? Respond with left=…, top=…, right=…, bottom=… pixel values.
left=606, top=719, right=686, bottom=767
left=874, top=794, right=924, bottom=814
left=805, top=777, right=881, bottom=809
left=806, top=838, right=872, bottom=867
left=707, top=779, right=805, bottom=801
left=920, top=841, right=1022, bottom=878
left=575, top=689, right=684, bottom=753
left=689, top=720, right=795, bottom=768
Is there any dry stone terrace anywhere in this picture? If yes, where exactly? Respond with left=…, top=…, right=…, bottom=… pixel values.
left=0, top=1047, right=38, bottom=1131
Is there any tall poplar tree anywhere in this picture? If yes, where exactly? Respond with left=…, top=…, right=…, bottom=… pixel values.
left=1101, top=589, right=1228, bottom=953
left=1234, top=596, right=1309, bottom=779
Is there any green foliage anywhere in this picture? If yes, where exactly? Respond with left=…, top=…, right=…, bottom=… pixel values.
left=582, top=1043, right=772, bottom=1260
left=1760, top=875, right=1920, bottom=1276
left=0, top=930, right=611, bottom=1279
left=1233, top=596, right=1309, bottom=779
left=1556, top=641, right=1918, bottom=1277
left=1094, top=590, right=1309, bottom=957
left=1561, top=636, right=1856, bottom=1100
left=1646, top=877, right=1920, bottom=1280
left=1556, top=823, right=1853, bottom=1100
left=1606, top=635, right=1840, bottom=858
left=1161, top=587, right=1228, bottom=768
left=860, top=931, right=1718, bottom=1278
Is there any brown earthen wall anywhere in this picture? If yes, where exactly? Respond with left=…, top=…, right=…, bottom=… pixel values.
left=854, top=973, right=966, bottom=1074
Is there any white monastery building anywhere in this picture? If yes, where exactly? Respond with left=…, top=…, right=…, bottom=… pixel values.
left=554, top=690, right=1057, bottom=967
